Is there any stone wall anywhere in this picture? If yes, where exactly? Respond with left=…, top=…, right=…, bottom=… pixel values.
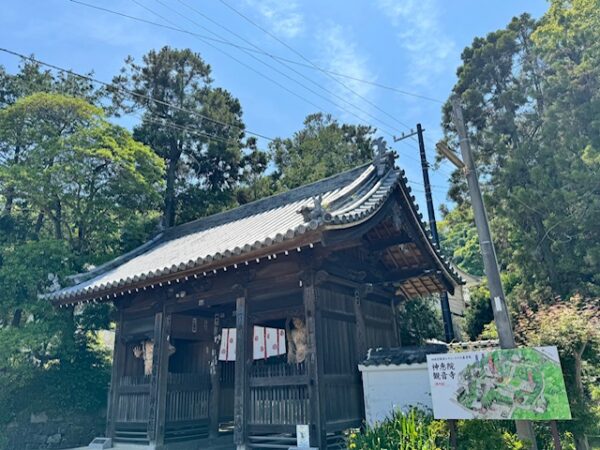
left=3, top=411, right=105, bottom=450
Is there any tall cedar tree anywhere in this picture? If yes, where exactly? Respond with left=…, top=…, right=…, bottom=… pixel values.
left=111, top=46, right=264, bottom=227
left=441, top=3, right=600, bottom=447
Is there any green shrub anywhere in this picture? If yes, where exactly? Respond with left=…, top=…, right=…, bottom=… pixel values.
left=347, top=409, right=541, bottom=450
left=347, top=409, right=448, bottom=450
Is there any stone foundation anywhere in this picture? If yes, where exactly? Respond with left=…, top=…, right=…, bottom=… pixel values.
left=3, top=412, right=105, bottom=450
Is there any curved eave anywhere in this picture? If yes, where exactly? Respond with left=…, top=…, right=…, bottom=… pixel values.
left=395, top=171, right=463, bottom=289
left=48, top=164, right=462, bottom=306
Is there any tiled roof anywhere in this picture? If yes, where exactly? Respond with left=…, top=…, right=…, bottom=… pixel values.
left=47, top=160, right=461, bottom=304
left=360, top=344, right=449, bottom=366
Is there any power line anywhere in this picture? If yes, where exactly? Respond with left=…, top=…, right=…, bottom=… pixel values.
left=0, top=54, right=449, bottom=191
left=66, top=0, right=442, bottom=104
left=137, top=0, right=403, bottom=139
left=217, top=0, right=416, bottom=132
left=67, top=0, right=451, bottom=171
left=0, top=47, right=275, bottom=142
left=214, top=0, right=454, bottom=172
left=124, top=0, right=432, bottom=169
left=128, top=0, right=339, bottom=124
left=169, top=0, right=412, bottom=137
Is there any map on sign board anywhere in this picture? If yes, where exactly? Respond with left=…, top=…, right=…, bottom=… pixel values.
left=426, top=346, right=571, bottom=420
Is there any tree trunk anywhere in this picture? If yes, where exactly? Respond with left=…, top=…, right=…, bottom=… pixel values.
left=11, top=308, right=22, bottom=327
left=33, top=212, right=45, bottom=238
left=573, top=344, right=589, bottom=450
left=531, top=213, right=559, bottom=288
left=53, top=200, right=63, bottom=240
left=2, top=144, right=21, bottom=216
left=575, top=435, right=589, bottom=450
left=164, top=157, right=178, bottom=228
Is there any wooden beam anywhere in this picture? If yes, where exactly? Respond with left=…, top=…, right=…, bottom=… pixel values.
left=209, top=314, right=222, bottom=439
left=147, top=312, right=163, bottom=444
left=380, top=267, right=436, bottom=283
left=303, top=272, right=326, bottom=449
left=367, top=231, right=412, bottom=252
left=106, top=309, right=125, bottom=439
left=233, top=292, right=249, bottom=449
left=391, top=298, right=401, bottom=346
left=154, top=313, right=171, bottom=447
left=354, top=288, right=367, bottom=361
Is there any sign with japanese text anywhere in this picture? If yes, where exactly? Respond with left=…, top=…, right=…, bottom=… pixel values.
left=426, top=346, right=571, bottom=420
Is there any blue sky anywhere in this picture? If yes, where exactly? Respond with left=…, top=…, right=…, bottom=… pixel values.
left=0, top=0, right=548, bottom=212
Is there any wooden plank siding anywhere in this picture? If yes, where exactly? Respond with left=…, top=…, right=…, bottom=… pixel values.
left=105, top=246, right=423, bottom=449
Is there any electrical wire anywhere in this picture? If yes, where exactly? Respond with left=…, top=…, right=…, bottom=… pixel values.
left=125, top=0, right=430, bottom=167
left=215, top=0, right=454, bottom=173
left=66, top=0, right=452, bottom=172
left=217, top=0, right=416, bottom=132
left=137, top=0, right=403, bottom=139
left=0, top=47, right=274, bottom=142
left=66, top=0, right=443, bottom=104
left=167, top=0, right=413, bottom=138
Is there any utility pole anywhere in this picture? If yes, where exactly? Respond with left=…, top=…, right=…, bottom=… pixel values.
left=416, top=123, right=454, bottom=343
left=448, top=95, right=538, bottom=449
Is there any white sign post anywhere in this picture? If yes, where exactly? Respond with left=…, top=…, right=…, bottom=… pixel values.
left=296, top=424, right=310, bottom=448
left=426, top=346, right=571, bottom=421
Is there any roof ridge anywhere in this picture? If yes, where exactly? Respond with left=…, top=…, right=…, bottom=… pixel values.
left=164, top=162, right=373, bottom=240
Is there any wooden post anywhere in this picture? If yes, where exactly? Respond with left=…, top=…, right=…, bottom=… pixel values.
left=550, top=421, right=562, bottom=450
left=106, top=310, right=125, bottom=438
left=155, top=313, right=171, bottom=448
left=304, top=272, right=326, bottom=449
left=148, top=311, right=171, bottom=448
left=209, top=313, right=222, bottom=439
left=234, top=292, right=249, bottom=450
left=354, top=288, right=367, bottom=360
left=391, top=298, right=401, bottom=346
left=147, top=312, right=163, bottom=445
left=449, top=419, right=458, bottom=450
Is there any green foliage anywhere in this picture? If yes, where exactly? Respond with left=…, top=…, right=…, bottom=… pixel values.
left=270, top=113, right=375, bottom=190
left=443, top=4, right=600, bottom=299
left=438, top=204, right=483, bottom=276
left=348, top=409, right=531, bottom=450
left=478, top=321, right=498, bottom=340
left=442, top=4, right=600, bottom=444
left=347, top=409, right=447, bottom=450
left=112, top=46, right=267, bottom=227
left=463, top=283, right=493, bottom=341
left=0, top=64, right=162, bottom=443
left=398, top=296, right=444, bottom=346
left=455, top=421, right=524, bottom=450
left=518, top=296, right=600, bottom=444
left=0, top=92, right=165, bottom=262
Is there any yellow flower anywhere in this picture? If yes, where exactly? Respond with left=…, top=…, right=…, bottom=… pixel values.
left=349, top=443, right=357, bottom=449
left=350, top=433, right=357, bottom=439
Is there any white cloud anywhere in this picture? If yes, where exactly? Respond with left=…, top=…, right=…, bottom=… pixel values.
left=376, top=0, right=455, bottom=86
left=244, top=0, right=304, bottom=39
left=317, top=24, right=377, bottom=121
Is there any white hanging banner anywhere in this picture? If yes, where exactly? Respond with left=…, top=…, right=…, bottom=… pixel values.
left=218, top=328, right=237, bottom=361
left=253, top=326, right=286, bottom=360
left=219, top=326, right=286, bottom=361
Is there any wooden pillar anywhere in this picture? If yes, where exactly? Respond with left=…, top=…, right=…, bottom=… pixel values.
left=209, top=313, right=222, bottom=439
left=106, top=309, right=125, bottom=438
left=234, top=292, right=249, bottom=450
left=304, top=272, right=326, bottom=449
left=391, top=298, right=401, bottom=347
left=354, top=287, right=368, bottom=426
left=148, top=311, right=171, bottom=449
left=354, top=288, right=367, bottom=361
